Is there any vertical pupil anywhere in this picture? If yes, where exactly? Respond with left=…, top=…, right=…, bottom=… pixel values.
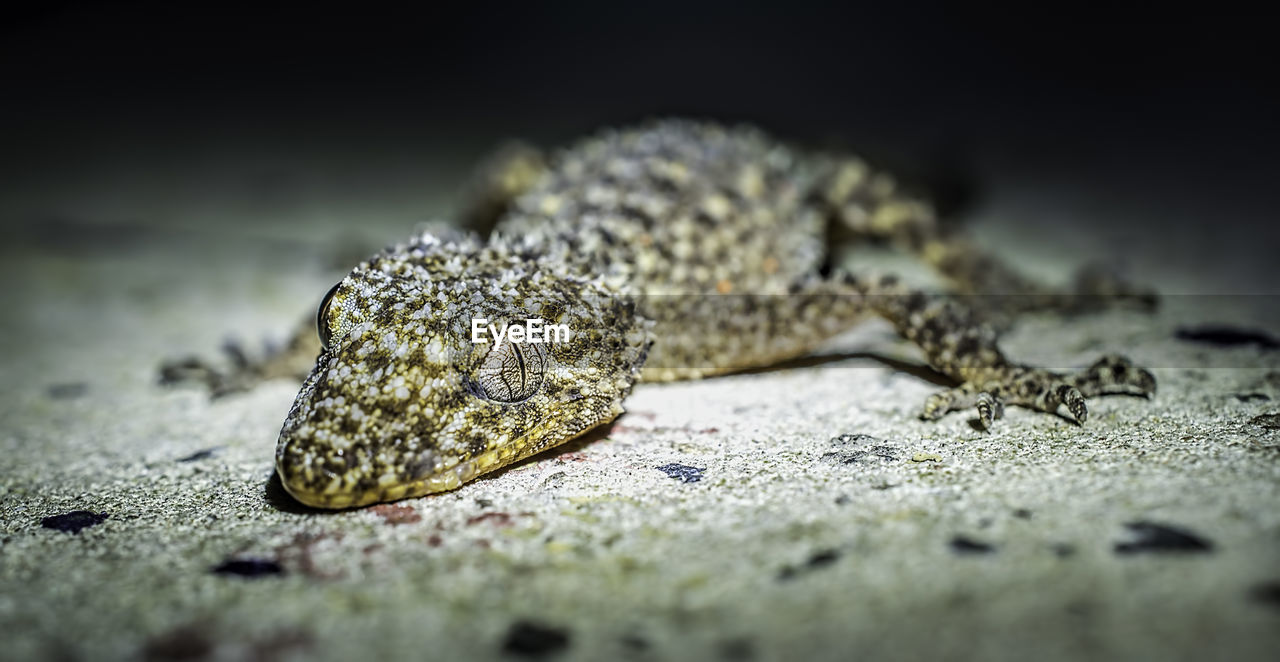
left=478, top=341, right=545, bottom=403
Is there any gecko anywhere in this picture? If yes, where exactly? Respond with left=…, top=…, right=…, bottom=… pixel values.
left=171, top=119, right=1157, bottom=509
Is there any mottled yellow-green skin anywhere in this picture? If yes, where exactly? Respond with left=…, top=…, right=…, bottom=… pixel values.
left=275, top=120, right=1156, bottom=508
left=276, top=237, right=650, bottom=508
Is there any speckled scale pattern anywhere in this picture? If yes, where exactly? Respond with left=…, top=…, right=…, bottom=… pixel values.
left=277, top=233, right=650, bottom=508
left=495, top=120, right=826, bottom=294
left=275, top=119, right=1157, bottom=508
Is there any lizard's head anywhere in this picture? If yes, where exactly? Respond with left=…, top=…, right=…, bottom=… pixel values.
left=276, top=233, right=650, bottom=508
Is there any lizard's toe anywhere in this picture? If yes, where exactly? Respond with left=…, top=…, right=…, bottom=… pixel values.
left=975, top=392, right=1004, bottom=430
left=921, top=391, right=955, bottom=421
left=1133, top=366, right=1157, bottom=397
left=1059, top=384, right=1088, bottom=424
left=920, top=385, right=983, bottom=422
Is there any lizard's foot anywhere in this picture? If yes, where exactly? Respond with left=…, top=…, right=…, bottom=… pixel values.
left=158, top=341, right=268, bottom=398
left=159, top=328, right=320, bottom=398
left=920, top=356, right=1154, bottom=429
left=1068, top=354, right=1157, bottom=398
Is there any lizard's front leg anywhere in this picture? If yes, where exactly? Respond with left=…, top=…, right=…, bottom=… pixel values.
left=858, top=276, right=1156, bottom=426
left=921, top=360, right=1154, bottom=428
left=159, top=318, right=320, bottom=397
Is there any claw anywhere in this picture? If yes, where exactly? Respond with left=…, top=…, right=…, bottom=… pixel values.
left=1137, top=367, right=1157, bottom=397
left=921, top=393, right=950, bottom=421
left=1062, top=385, right=1088, bottom=424
left=975, top=392, right=1003, bottom=429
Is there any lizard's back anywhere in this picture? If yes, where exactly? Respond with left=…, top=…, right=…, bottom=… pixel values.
left=494, top=120, right=828, bottom=297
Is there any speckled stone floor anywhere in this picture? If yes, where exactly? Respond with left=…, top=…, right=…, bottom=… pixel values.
left=1, top=139, right=1278, bottom=661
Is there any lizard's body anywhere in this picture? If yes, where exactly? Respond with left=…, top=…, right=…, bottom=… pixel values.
left=267, top=120, right=1155, bottom=508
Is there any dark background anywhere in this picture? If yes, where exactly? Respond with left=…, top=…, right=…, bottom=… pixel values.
left=2, top=1, right=1277, bottom=235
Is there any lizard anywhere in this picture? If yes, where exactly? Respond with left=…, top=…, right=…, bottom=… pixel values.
left=170, top=119, right=1158, bottom=509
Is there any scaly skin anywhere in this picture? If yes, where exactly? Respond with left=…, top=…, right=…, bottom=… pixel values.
left=266, top=120, right=1156, bottom=508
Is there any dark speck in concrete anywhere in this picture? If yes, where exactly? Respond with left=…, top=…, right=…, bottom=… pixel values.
left=1050, top=543, right=1077, bottom=558
left=620, top=633, right=650, bottom=651
left=806, top=548, right=840, bottom=568
left=1233, top=392, right=1271, bottom=402
left=1247, top=580, right=1280, bottom=610
left=177, top=447, right=219, bottom=463
left=1012, top=508, right=1033, bottom=519
left=502, top=620, right=570, bottom=656
left=371, top=503, right=422, bottom=525
left=1176, top=326, right=1280, bottom=349
left=46, top=382, right=88, bottom=399
left=822, top=434, right=899, bottom=464
left=823, top=446, right=900, bottom=464
left=211, top=558, right=284, bottom=578
left=41, top=510, right=108, bottom=533
left=1065, top=601, right=1093, bottom=618
left=250, top=628, right=313, bottom=660
left=950, top=536, right=995, bottom=555
left=718, top=637, right=755, bottom=660
left=1249, top=413, right=1280, bottom=430
left=656, top=463, right=704, bottom=483
left=778, top=548, right=842, bottom=580
left=1114, top=521, right=1214, bottom=554
left=467, top=512, right=515, bottom=527
left=830, top=433, right=879, bottom=446
left=143, top=623, right=213, bottom=662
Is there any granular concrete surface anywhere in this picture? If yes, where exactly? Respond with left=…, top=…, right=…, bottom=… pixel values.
left=1, top=145, right=1278, bottom=662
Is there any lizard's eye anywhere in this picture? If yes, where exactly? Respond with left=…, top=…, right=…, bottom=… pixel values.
left=474, top=341, right=546, bottom=403
left=316, top=282, right=342, bottom=351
